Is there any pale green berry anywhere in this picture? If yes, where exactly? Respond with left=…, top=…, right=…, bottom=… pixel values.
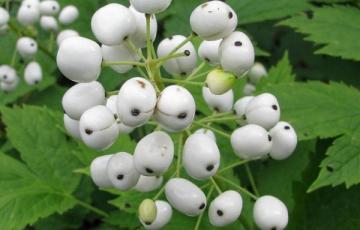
left=139, top=199, right=157, bottom=226
left=206, top=68, right=236, bottom=95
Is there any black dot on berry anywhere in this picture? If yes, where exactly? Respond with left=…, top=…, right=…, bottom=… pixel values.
left=184, top=50, right=190, bottom=56
left=214, top=107, right=220, bottom=112
left=180, top=72, right=187, bottom=76
left=228, top=12, right=233, bottom=19
left=205, top=57, right=210, bottom=62
left=177, top=112, right=187, bottom=119
left=123, top=36, right=128, bottom=41
left=30, top=43, right=34, bottom=47
left=52, top=6, right=56, bottom=10
left=131, top=108, right=140, bottom=116
left=217, top=210, right=224, bottom=216
left=85, top=129, right=93, bottom=135
left=284, top=126, right=290, bottom=130
left=114, top=114, right=118, bottom=120
left=199, top=203, right=205, bottom=210
left=271, top=227, right=277, bottom=230
left=117, top=174, right=124, bottom=180
left=3, top=75, right=7, bottom=79
left=169, top=36, right=173, bottom=40
left=242, top=115, right=247, bottom=120
left=272, top=105, right=278, bottom=110
left=206, top=164, right=214, bottom=171
left=234, top=41, right=242, bottom=46
left=34, top=80, right=39, bottom=84
left=268, top=135, right=272, bottom=142
left=145, top=168, right=154, bottom=174
left=27, top=4, right=31, bottom=8
left=144, top=222, right=152, bottom=225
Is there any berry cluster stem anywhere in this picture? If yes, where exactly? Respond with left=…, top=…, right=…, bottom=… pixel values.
left=215, top=175, right=258, bottom=200
left=194, top=186, right=214, bottom=230
left=245, top=163, right=260, bottom=197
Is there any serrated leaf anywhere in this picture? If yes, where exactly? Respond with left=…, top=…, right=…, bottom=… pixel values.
left=280, top=6, right=360, bottom=61
left=255, top=51, right=295, bottom=92
left=229, top=0, right=310, bottom=24
left=0, top=153, right=76, bottom=230
left=1, top=106, right=82, bottom=194
left=309, top=127, right=360, bottom=191
left=257, top=81, right=360, bottom=140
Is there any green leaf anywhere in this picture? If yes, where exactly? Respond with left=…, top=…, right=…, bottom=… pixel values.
left=0, top=153, right=76, bottom=230
left=255, top=51, right=295, bottom=92
left=229, top=0, right=310, bottom=25
left=280, top=6, right=360, bottom=61
left=309, top=126, right=360, bottom=191
left=1, top=106, right=82, bottom=194
left=257, top=81, right=360, bottom=140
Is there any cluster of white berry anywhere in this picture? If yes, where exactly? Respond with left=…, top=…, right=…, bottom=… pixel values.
left=56, top=1, right=297, bottom=229
left=0, top=0, right=79, bottom=92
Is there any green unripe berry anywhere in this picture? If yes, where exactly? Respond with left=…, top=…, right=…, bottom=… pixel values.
left=139, top=199, right=157, bottom=225
left=206, top=68, right=236, bottom=95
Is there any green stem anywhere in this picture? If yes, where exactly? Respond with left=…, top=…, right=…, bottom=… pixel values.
left=188, top=70, right=210, bottom=81
left=218, top=160, right=250, bottom=174
left=153, top=184, right=166, bottom=200
left=201, top=115, right=240, bottom=123
left=48, top=32, right=54, bottom=52
left=194, top=186, right=214, bottom=230
left=176, top=133, right=184, bottom=177
left=126, top=39, right=146, bottom=62
left=106, top=90, right=118, bottom=97
left=186, top=61, right=206, bottom=80
left=102, top=61, right=145, bottom=67
left=76, top=199, right=109, bottom=218
left=200, top=112, right=234, bottom=122
left=215, top=175, right=258, bottom=200
left=10, top=47, right=17, bottom=67
left=145, top=14, right=152, bottom=60
left=245, top=163, right=260, bottom=197
left=162, top=78, right=204, bottom=87
left=210, top=177, right=222, bottom=194
left=192, top=121, right=231, bottom=139
left=136, top=66, right=148, bottom=78
left=155, top=52, right=186, bottom=64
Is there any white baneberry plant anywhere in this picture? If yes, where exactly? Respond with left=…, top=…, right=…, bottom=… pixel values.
left=57, top=1, right=298, bottom=229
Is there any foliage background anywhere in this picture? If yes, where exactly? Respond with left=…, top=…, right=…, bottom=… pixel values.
left=0, top=0, right=360, bottom=229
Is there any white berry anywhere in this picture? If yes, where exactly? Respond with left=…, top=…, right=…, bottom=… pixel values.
left=245, top=93, right=280, bottom=130
left=101, top=43, right=140, bottom=73
left=269, top=122, right=297, bottom=160
left=190, top=1, right=237, bottom=41
left=143, top=200, right=172, bottom=230
left=248, top=62, right=267, bottom=84
left=40, top=16, right=58, bottom=31
left=79, top=105, right=119, bottom=150
left=165, top=178, right=206, bottom=216
left=0, top=65, right=17, bottom=84
left=117, top=77, right=157, bottom=127
left=62, top=81, right=106, bottom=120
left=91, top=3, right=136, bottom=46
left=219, top=31, right=255, bottom=77
left=157, top=35, right=197, bottom=76
left=130, top=0, right=172, bottom=14
left=17, top=1, right=40, bottom=26
left=24, top=61, right=42, bottom=85
left=56, top=29, right=79, bottom=46
left=231, top=124, right=272, bottom=159
left=16, top=37, right=38, bottom=59
left=243, top=83, right=256, bottom=96
left=57, top=36, right=102, bottom=83
left=135, top=175, right=163, bottom=193
left=155, top=85, right=196, bottom=132
left=208, top=190, right=243, bottom=227
left=134, top=131, right=174, bottom=176
left=194, top=128, right=216, bottom=142
left=253, top=195, right=288, bottom=230
left=198, top=39, right=222, bottom=65
left=183, top=133, right=220, bottom=180
left=129, top=6, right=157, bottom=48
left=234, top=96, right=254, bottom=125
left=90, top=154, right=113, bottom=188
left=202, top=87, right=234, bottom=113
left=63, top=114, right=81, bottom=140
left=59, top=5, right=79, bottom=25
left=0, top=7, right=9, bottom=26
left=0, top=76, right=19, bottom=92
left=106, top=152, right=140, bottom=191
left=39, top=0, right=60, bottom=16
